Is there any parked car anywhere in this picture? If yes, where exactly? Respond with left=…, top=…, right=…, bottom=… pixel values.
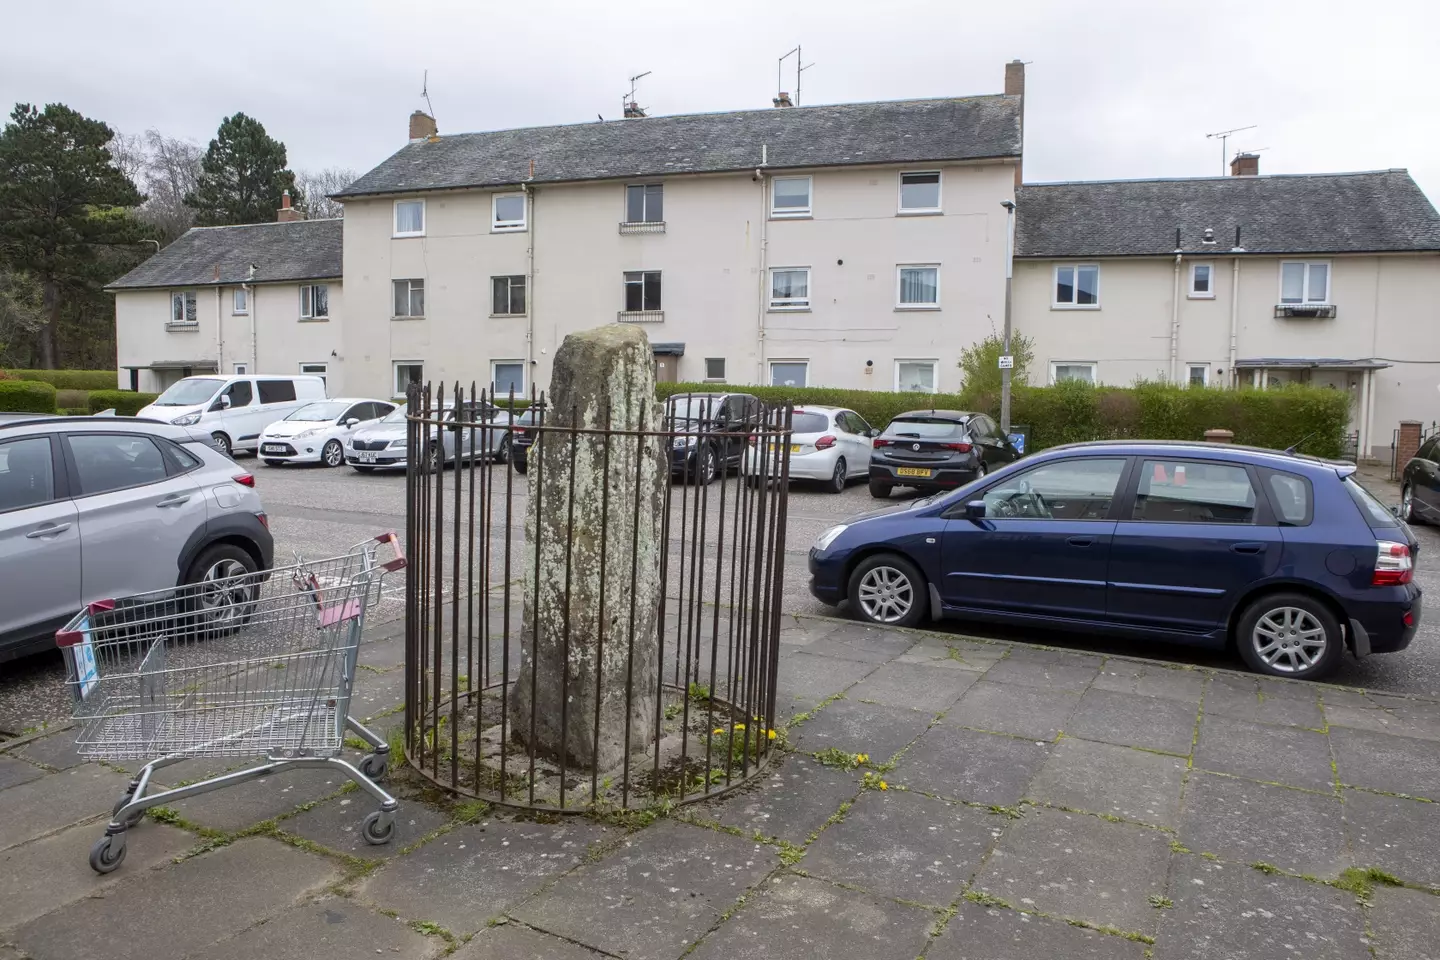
left=137, top=375, right=327, bottom=459
left=742, top=405, right=877, bottom=493
left=0, top=416, right=274, bottom=663
left=666, top=393, right=763, bottom=484
left=810, top=440, right=1420, bottom=681
left=346, top=401, right=515, bottom=472
left=1399, top=435, right=1440, bottom=524
left=258, top=398, right=396, bottom=468
left=508, top=405, right=548, bottom=475
left=868, top=409, right=1021, bottom=499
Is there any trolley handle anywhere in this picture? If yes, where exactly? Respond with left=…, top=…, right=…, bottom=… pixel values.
left=374, top=532, right=407, bottom=572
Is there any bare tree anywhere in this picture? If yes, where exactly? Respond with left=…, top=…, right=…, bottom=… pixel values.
left=108, top=131, right=148, bottom=185
left=138, top=129, right=202, bottom=243
left=0, top=268, right=46, bottom=367
left=293, top=167, right=357, bottom=219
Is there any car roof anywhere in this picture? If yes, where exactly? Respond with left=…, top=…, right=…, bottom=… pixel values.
left=890, top=410, right=978, bottom=421
left=299, top=397, right=392, bottom=405
left=0, top=415, right=201, bottom=442
left=1036, top=439, right=1351, bottom=475
left=790, top=405, right=849, bottom=416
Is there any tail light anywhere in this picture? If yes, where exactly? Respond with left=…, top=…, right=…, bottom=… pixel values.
left=815, top=435, right=836, bottom=450
left=941, top=442, right=973, bottom=453
left=748, top=435, right=757, bottom=446
left=1373, top=540, right=1413, bottom=586
left=234, top=473, right=255, bottom=488
left=256, top=512, right=269, bottom=530
left=873, top=438, right=892, bottom=448
left=515, top=428, right=527, bottom=437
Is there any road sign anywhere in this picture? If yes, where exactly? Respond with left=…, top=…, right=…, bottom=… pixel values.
left=998, top=355, right=1014, bottom=370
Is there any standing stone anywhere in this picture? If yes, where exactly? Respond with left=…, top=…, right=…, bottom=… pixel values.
left=509, top=325, right=666, bottom=770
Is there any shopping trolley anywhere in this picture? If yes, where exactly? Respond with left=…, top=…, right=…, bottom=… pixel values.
left=56, top=533, right=407, bottom=874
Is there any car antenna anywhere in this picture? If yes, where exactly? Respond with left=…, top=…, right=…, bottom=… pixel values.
left=1283, top=430, right=1319, bottom=455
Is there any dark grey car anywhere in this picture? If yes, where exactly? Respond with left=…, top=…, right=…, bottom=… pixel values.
left=868, top=410, right=1020, bottom=498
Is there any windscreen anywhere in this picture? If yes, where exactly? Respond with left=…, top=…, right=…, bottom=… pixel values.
left=381, top=404, right=408, bottom=424
left=151, top=378, right=223, bottom=406
left=791, top=413, right=830, bottom=434
left=286, top=401, right=348, bottom=421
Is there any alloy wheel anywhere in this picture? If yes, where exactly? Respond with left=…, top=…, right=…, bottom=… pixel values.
left=322, top=440, right=344, bottom=467
left=1402, top=485, right=1414, bottom=521
left=1251, top=606, right=1327, bottom=674
left=197, top=559, right=255, bottom=625
left=857, top=565, right=914, bottom=623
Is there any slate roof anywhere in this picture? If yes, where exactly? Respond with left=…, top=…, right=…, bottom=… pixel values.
left=107, top=219, right=343, bottom=290
left=333, top=96, right=1021, bottom=198
left=1015, top=170, right=1440, bottom=258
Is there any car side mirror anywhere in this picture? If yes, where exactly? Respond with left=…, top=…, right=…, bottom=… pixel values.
left=964, top=500, right=987, bottom=520
left=1392, top=503, right=1404, bottom=519
left=867, top=429, right=879, bottom=438
left=218, top=396, right=232, bottom=410
left=344, top=418, right=360, bottom=428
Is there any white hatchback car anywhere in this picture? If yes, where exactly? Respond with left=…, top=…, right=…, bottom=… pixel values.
left=743, top=405, right=877, bottom=493
left=258, top=399, right=397, bottom=468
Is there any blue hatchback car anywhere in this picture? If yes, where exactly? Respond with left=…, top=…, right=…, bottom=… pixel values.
left=809, top=441, right=1421, bottom=680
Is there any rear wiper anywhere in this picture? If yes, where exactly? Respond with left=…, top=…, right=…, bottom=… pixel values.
left=895, top=432, right=921, bottom=438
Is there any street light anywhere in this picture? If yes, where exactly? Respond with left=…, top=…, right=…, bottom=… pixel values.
left=1000, top=199, right=1016, bottom=434
left=138, top=239, right=160, bottom=255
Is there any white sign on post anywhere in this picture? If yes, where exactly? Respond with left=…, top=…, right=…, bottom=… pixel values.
left=998, top=355, right=1015, bottom=370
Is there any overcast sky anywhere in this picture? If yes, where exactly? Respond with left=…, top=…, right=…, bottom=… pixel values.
left=4, top=0, right=1438, bottom=201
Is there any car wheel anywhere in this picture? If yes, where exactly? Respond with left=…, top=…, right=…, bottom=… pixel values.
left=848, top=554, right=926, bottom=628
left=826, top=457, right=847, bottom=494
left=1401, top=484, right=1421, bottom=524
left=211, top=432, right=233, bottom=458
left=868, top=479, right=892, bottom=499
left=975, top=462, right=987, bottom=479
left=321, top=440, right=344, bottom=468
left=263, top=459, right=284, bottom=468
left=427, top=445, right=444, bottom=471
left=183, top=543, right=260, bottom=636
left=1234, top=592, right=1344, bottom=681
left=694, top=446, right=718, bottom=486
left=513, top=458, right=528, bottom=475
left=495, top=434, right=511, bottom=464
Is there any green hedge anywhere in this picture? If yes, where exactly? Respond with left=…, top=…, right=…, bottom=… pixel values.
left=1, top=369, right=117, bottom=390
left=88, top=390, right=159, bottom=416
left=0, top=380, right=58, bottom=414
left=656, top=380, right=1353, bottom=458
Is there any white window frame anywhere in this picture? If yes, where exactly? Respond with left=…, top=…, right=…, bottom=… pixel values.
left=895, top=264, right=941, bottom=309
left=393, top=360, right=424, bottom=398
left=1050, top=361, right=1098, bottom=384
left=393, top=199, right=425, bottom=237
left=623, top=270, right=663, bottom=313
left=894, top=359, right=939, bottom=393
left=299, top=362, right=328, bottom=386
left=703, top=357, right=727, bottom=382
left=769, top=360, right=809, bottom=387
left=492, top=193, right=527, bottom=232
left=898, top=170, right=943, bottom=214
left=169, top=290, right=198, bottom=326
left=392, top=279, right=424, bottom=319
left=232, top=287, right=248, bottom=315
left=1053, top=264, right=1101, bottom=309
left=770, top=176, right=813, bottom=218
left=1186, top=363, right=1210, bottom=388
left=624, top=183, right=664, bottom=224
left=1188, top=262, right=1215, bottom=299
left=1278, top=260, right=1331, bottom=304
left=491, top=360, right=526, bottom=398
left=491, top=275, right=526, bottom=317
left=299, top=283, right=329, bottom=320
left=233, top=362, right=248, bottom=376
left=768, top=266, right=811, bottom=310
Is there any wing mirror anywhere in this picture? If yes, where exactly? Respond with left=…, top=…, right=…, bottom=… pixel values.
left=964, top=500, right=987, bottom=520
left=344, top=418, right=361, bottom=428
left=218, top=395, right=232, bottom=410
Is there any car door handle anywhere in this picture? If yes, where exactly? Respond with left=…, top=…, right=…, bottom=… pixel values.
left=1231, top=542, right=1266, bottom=555
left=1067, top=536, right=1094, bottom=547
left=156, top=494, right=191, bottom=508
left=26, top=522, right=71, bottom=539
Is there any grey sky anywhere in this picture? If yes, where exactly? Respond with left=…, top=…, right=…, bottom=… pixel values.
left=4, top=0, right=1437, bottom=201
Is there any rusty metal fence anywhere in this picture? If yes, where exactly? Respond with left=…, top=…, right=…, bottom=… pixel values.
left=402, top=382, right=793, bottom=811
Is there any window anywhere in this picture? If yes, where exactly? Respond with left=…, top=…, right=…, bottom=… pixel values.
left=623, top=271, right=662, bottom=312
left=393, top=361, right=424, bottom=397
left=1054, top=265, right=1100, bottom=307
left=1051, top=362, right=1096, bottom=384
left=771, top=177, right=812, bottom=218
left=220, top=380, right=252, bottom=408
left=1189, top=263, right=1214, bottom=299
left=0, top=437, right=56, bottom=512
left=163, top=440, right=202, bottom=473
left=492, top=361, right=525, bottom=398
left=170, top=291, right=197, bottom=325
left=67, top=434, right=169, bottom=496
left=625, top=184, right=664, bottom=223
left=393, top=279, right=425, bottom=318
left=977, top=458, right=1127, bottom=521
left=1133, top=460, right=1257, bottom=524
left=895, top=360, right=938, bottom=393
left=394, top=199, right=425, bottom=236
left=257, top=379, right=297, bottom=404
left=232, top=287, right=248, bottom=314
left=1187, top=364, right=1209, bottom=388
left=300, top=284, right=329, bottom=320
left=233, top=363, right=248, bottom=376
left=1261, top=469, right=1313, bottom=526
left=770, top=361, right=808, bottom=387
left=1280, top=261, right=1330, bottom=303
left=897, top=265, right=940, bottom=307
left=769, top=268, right=810, bottom=310
left=899, top=171, right=941, bottom=213
left=491, top=276, right=526, bottom=316
left=704, top=358, right=726, bottom=381
left=1343, top=475, right=1398, bottom=528
left=299, top=362, right=327, bottom=386
left=492, top=193, right=526, bottom=232
left=1418, top=438, right=1440, bottom=462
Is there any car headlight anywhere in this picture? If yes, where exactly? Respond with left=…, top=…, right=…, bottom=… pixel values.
left=390, top=438, right=406, bottom=450
left=170, top=412, right=201, bottom=426
left=294, top=428, right=321, bottom=440
left=673, top=436, right=696, bottom=449
left=814, top=524, right=849, bottom=552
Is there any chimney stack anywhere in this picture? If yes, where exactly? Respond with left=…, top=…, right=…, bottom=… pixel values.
left=276, top=189, right=302, bottom=222
left=772, top=91, right=794, bottom=108
left=409, top=110, right=437, bottom=141
left=623, top=101, right=647, bottom=119
left=1004, top=59, right=1026, bottom=187
left=1230, top=152, right=1260, bottom=177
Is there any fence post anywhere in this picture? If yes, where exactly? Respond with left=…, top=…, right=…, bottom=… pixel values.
left=1397, top=421, right=1422, bottom=472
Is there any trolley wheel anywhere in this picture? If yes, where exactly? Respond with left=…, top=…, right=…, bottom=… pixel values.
left=358, top=753, right=388, bottom=780
left=361, top=811, right=395, bottom=845
left=90, top=833, right=127, bottom=874
left=112, top=794, right=144, bottom=828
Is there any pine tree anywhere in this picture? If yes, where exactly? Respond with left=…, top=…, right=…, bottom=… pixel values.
left=185, top=112, right=302, bottom=226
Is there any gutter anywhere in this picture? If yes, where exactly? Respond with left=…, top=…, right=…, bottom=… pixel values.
left=522, top=182, right=536, bottom=381
left=1169, top=249, right=1182, bottom=383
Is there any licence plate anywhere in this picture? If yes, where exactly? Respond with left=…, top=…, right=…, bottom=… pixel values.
left=261, top=444, right=286, bottom=454
left=896, top=467, right=932, bottom=478
left=358, top=451, right=377, bottom=463
left=789, top=444, right=802, bottom=454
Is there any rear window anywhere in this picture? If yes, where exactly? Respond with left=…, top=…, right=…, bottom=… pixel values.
left=1343, top=475, right=1398, bottom=527
left=884, top=418, right=964, bottom=439
left=790, top=412, right=830, bottom=434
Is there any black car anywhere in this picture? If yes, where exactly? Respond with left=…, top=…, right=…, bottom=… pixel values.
left=666, top=393, right=763, bottom=484
left=1400, top=434, right=1440, bottom=523
left=868, top=409, right=1020, bottom=498
left=509, top=406, right=547, bottom=474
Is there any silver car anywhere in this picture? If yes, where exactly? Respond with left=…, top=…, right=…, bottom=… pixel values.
left=346, top=402, right=516, bottom=472
left=0, top=416, right=274, bottom=663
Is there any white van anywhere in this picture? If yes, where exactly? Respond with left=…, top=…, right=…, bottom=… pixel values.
left=137, top=375, right=327, bottom=458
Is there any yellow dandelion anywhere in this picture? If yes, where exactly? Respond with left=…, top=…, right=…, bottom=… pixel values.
left=734, top=723, right=746, bottom=730
left=879, top=781, right=889, bottom=791
left=767, top=729, right=777, bottom=740
left=712, top=728, right=724, bottom=735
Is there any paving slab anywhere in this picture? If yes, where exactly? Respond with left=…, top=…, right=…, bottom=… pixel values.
left=895, top=727, right=1050, bottom=806
left=1178, top=773, right=1349, bottom=877
left=1203, top=675, right=1325, bottom=729
left=1331, top=726, right=1440, bottom=799
left=1321, top=704, right=1418, bottom=738
left=687, top=874, right=935, bottom=960
left=281, top=792, right=450, bottom=858
left=1315, top=686, right=1380, bottom=711
left=776, top=617, right=842, bottom=649
left=979, top=650, right=1100, bottom=692
left=350, top=668, right=407, bottom=719
left=1367, top=886, right=1440, bottom=960
left=1153, top=855, right=1368, bottom=960
left=788, top=697, right=935, bottom=762
left=941, top=680, right=1078, bottom=741
left=170, top=767, right=350, bottom=834
left=1193, top=713, right=1336, bottom=792
left=1064, top=688, right=1198, bottom=755
left=1090, top=664, right=1208, bottom=704
left=802, top=623, right=918, bottom=663
left=1025, top=737, right=1187, bottom=829
left=893, top=637, right=1008, bottom=671
left=10, top=838, right=339, bottom=960
left=510, top=820, right=778, bottom=960
left=450, top=922, right=608, bottom=959
left=775, top=653, right=876, bottom=713
left=205, top=895, right=440, bottom=960
left=0, top=756, right=43, bottom=791
left=359, top=819, right=610, bottom=936
left=0, top=821, right=194, bottom=933
left=14, top=732, right=88, bottom=771
left=1343, top=788, right=1440, bottom=888
left=973, top=806, right=1171, bottom=932
left=848, top=661, right=977, bottom=713
left=928, top=900, right=1148, bottom=960
left=0, top=766, right=133, bottom=852
left=801, top=789, right=1000, bottom=907
left=693, top=753, right=858, bottom=842
left=356, top=635, right=408, bottom=671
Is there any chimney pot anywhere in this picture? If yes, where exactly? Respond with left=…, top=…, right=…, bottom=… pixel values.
left=409, top=110, right=437, bottom=141
left=773, top=91, right=794, bottom=108
left=276, top=187, right=302, bottom=222
left=623, top=100, right=647, bottom=119
left=1230, top=152, right=1260, bottom=177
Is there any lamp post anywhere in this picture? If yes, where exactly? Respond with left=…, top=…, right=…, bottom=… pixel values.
left=1000, top=199, right=1016, bottom=434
